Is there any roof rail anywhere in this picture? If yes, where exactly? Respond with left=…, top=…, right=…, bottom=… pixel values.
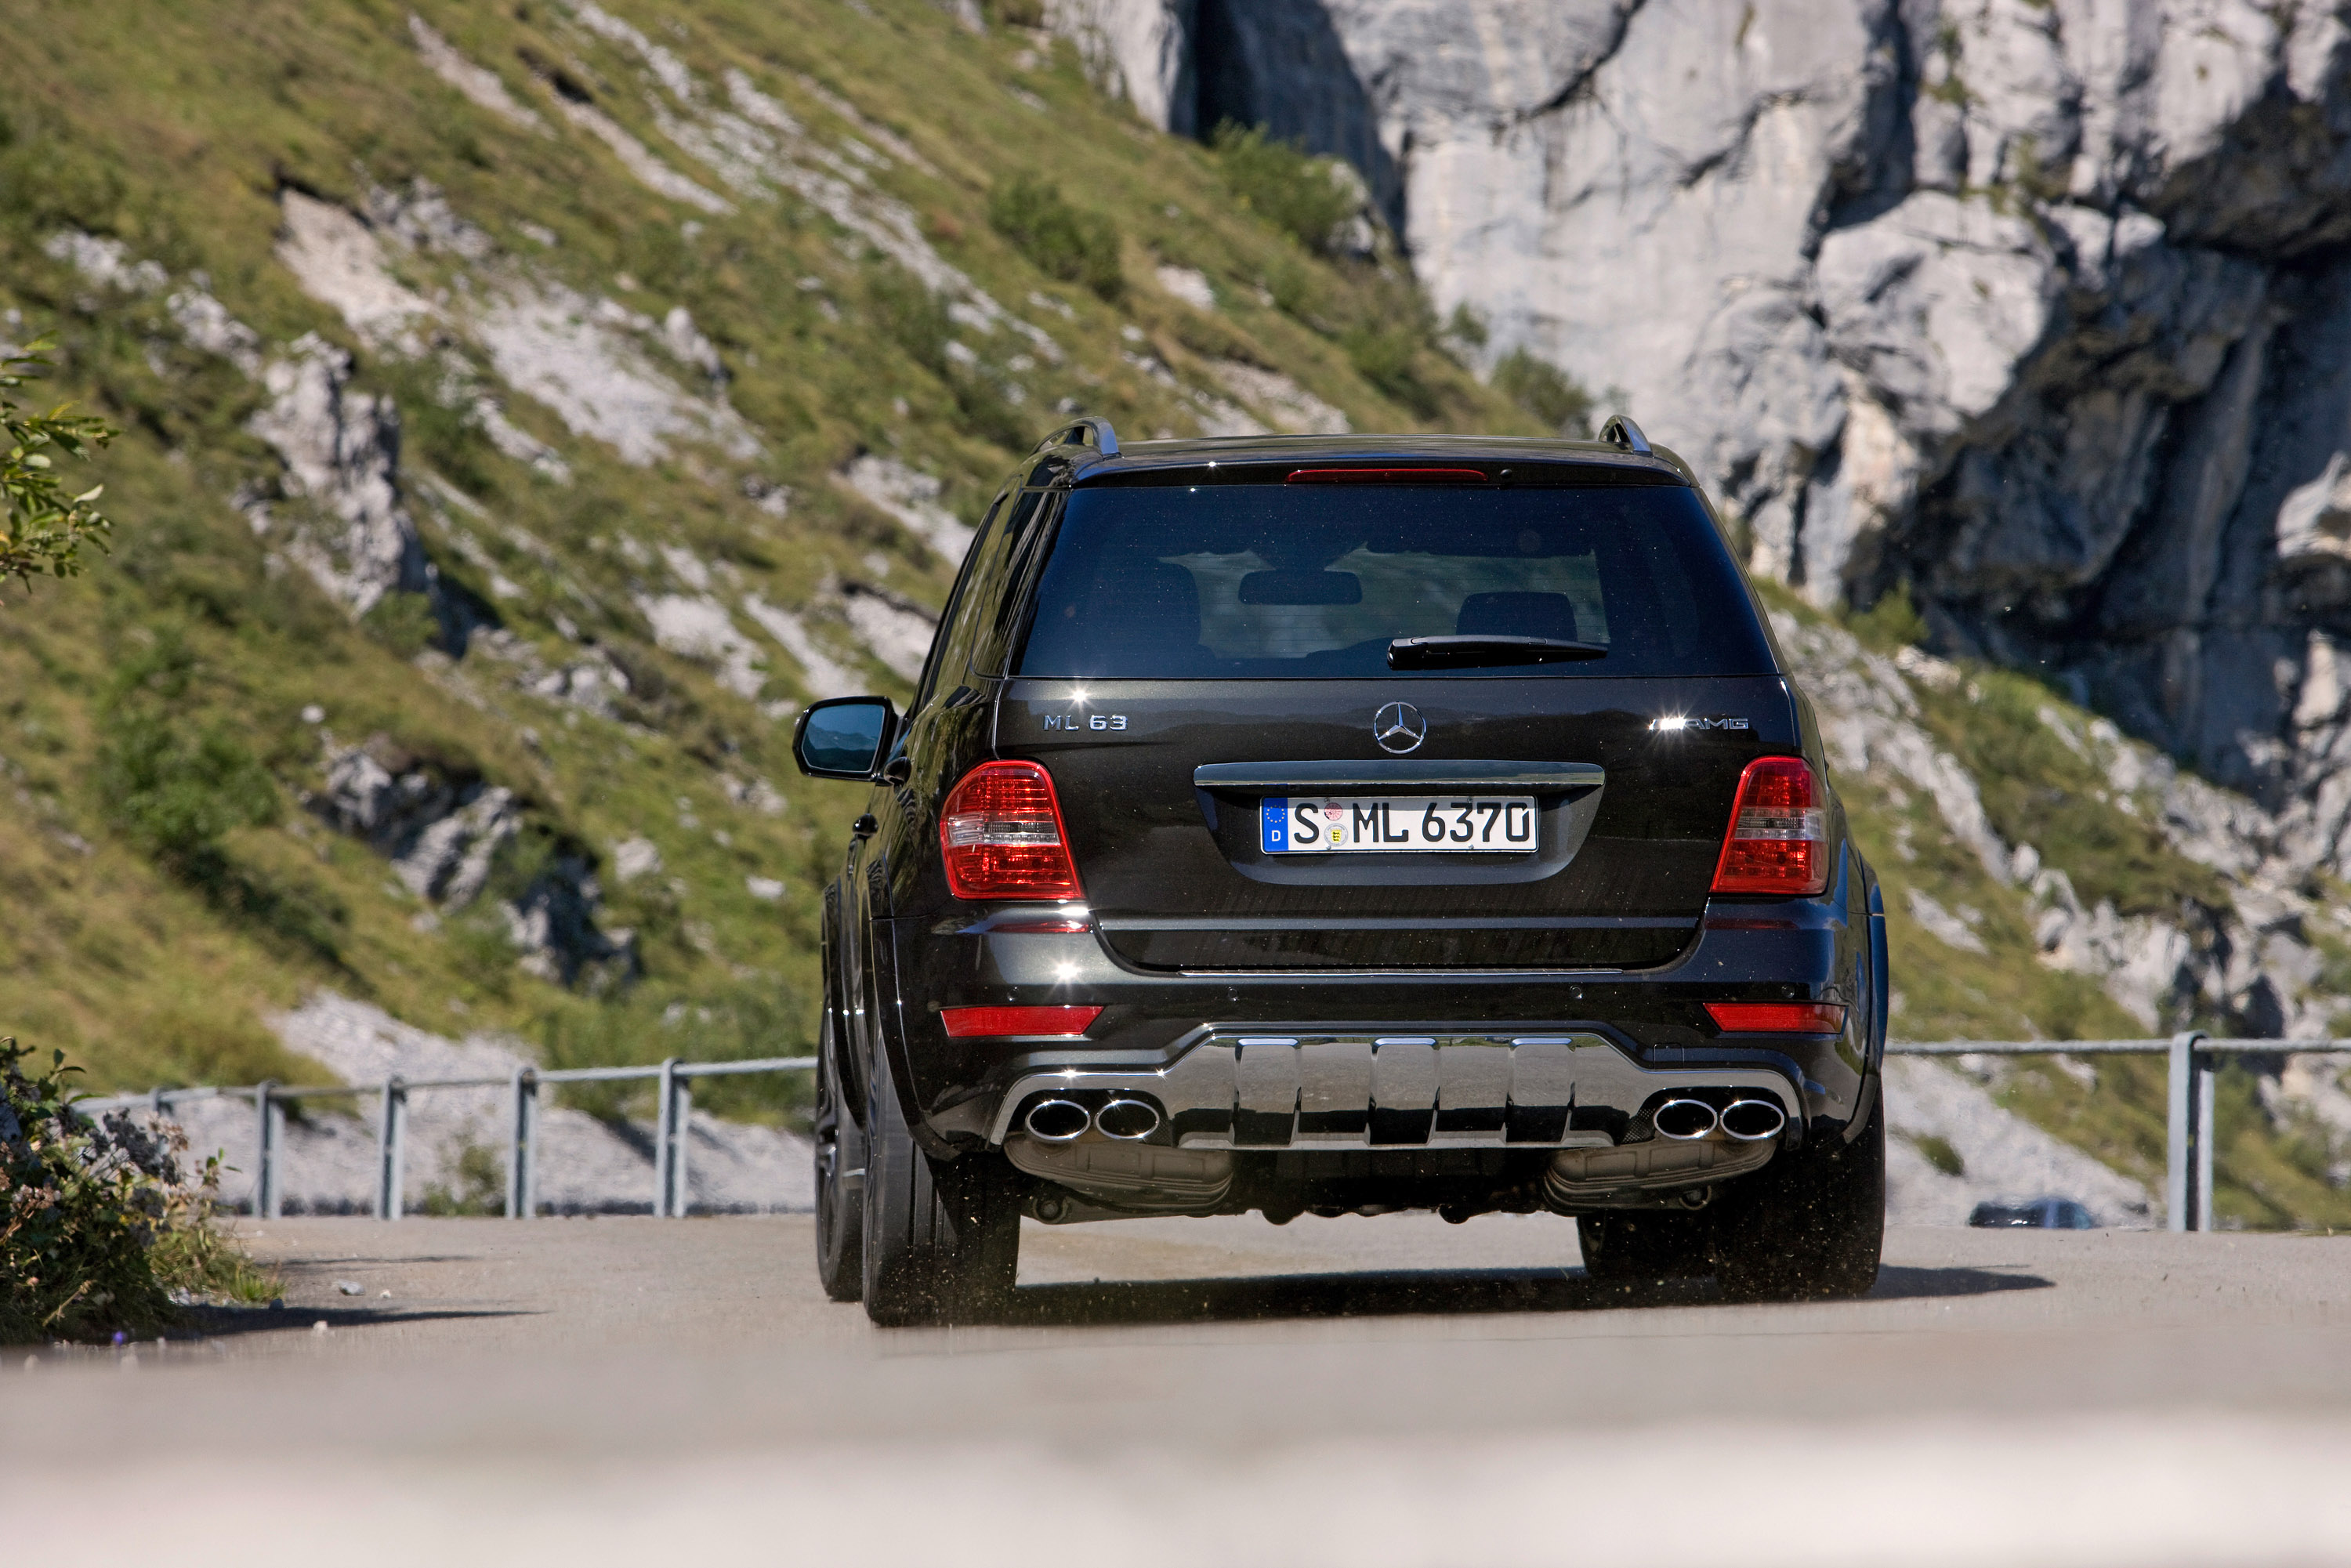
left=1599, top=414, right=1651, bottom=456
left=1035, top=415, right=1121, bottom=458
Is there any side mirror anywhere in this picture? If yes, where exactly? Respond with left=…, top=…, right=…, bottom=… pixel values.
left=793, top=696, right=898, bottom=780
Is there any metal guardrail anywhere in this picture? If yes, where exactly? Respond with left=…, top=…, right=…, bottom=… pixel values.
left=76, top=1033, right=2351, bottom=1229
left=74, top=1056, right=813, bottom=1221
left=1888, top=1032, right=2351, bottom=1233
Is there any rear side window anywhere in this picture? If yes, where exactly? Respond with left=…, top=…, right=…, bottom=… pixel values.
left=1014, top=483, right=1776, bottom=679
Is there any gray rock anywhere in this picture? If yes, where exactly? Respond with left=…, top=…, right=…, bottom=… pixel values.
left=1045, top=0, right=2351, bottom=887
left=309, top=739, right=632, bottom=988
left=244, top=335, right=434, bottom=618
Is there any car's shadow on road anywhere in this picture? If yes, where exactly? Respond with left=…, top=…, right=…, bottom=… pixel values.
left=1002, top=1262, right=2052, bottom=1327
left=182, top=1305, right=539, bottom=1339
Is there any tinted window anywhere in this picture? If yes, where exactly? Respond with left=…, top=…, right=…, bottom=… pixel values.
left=1015, top=483, right=1774, bottom=679
left=910, top=493, right=1012, bottom=713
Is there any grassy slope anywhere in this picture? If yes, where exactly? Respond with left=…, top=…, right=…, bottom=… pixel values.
left=0, top=0, right=1536, bottom=1118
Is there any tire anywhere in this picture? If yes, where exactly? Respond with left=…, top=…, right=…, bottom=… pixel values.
left=1578, top=1209, right=1714, bottom=1284
left=860, top=1044, right=1021, bottom=1327
left=1707, top=1090, right=1885, bottom=1302
left=813, top=1012, right=866, bottom=1303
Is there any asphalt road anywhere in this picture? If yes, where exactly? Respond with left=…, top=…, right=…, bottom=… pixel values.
left=9, top=1214, right=2351, bottom=1566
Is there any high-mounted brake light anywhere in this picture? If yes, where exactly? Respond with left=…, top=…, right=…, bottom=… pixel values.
left=940, top=761, right=1083, bottom=900
left=941, top=1005, right=1103, bottom=1039
left=1711, top=757, right=1828, bottom=896
left=1284, top=467, right=1489, bottom=484
left=1704, top=1001, right=1847, bottom=1035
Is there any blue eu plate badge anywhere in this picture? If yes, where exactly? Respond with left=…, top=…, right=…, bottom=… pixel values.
left=1261, top=798, right=1288, bottom=853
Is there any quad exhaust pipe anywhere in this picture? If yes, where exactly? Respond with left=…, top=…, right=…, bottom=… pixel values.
left=1653, top=1096, right=1788, bottom=1143
left=1021, top=1096, right=1164, bottom=1143
left=1652, top=1099, right=1719, bottom=1140
left=1719, top=1098, right=1787, bottom=1142
left=1095, top=1099, right=1161, bottom=1140
left=1023, top=1099, right=1092, bottom=1143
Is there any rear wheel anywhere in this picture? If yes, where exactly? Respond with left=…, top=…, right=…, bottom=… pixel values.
left=860, top=1045, right=1021, bottom=1327
left=812, top=1012, right=865, bottom=1303
left=1707, top=1092, right=1885, bottom=1302
left=1578, top=1208, right=1714, bottom=1284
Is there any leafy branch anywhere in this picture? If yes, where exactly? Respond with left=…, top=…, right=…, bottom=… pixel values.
left=2, top=337, right=118, bottom=592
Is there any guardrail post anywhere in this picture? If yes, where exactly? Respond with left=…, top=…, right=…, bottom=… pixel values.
left=253, top=1081, right=280, bottom=1220
left=2167, top=1030, right=2208, bottom=1232
left=654, top=1057, right=680, bottom=1218
left=2196, top=1048, right=2217, bottom=1234
left=672, top=1074, right=692, bottom=1219
left=506, top=1067, right=538, bottom=1219
left=377, top=1077, right=407, bottom=1222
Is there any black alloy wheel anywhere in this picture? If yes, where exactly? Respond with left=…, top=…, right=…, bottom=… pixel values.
left=859, top=1041, right=1022, bottom=1327
left=813, top=1012, right=866, bottom=1303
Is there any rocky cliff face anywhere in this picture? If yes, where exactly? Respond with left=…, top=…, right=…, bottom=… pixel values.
left=1056, top=0, right=2351, bottom=876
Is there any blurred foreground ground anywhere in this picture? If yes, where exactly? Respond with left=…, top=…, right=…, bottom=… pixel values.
left=8, top=1215, right=2349, bottom=1566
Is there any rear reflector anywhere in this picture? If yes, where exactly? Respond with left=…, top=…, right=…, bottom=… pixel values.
left=940, top=1005, right=1103, bottom=1039
left=1284, top=467, right=1489, bottom=485
left=941, top=761, right=1083, bottom=900
left=1711, top=756, right=1828, bottom=896
left=1705, top=1001, right=1847, bottom=1035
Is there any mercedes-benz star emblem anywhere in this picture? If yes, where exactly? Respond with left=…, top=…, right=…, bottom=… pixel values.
left=1373, top=701, right=1427, bottom=755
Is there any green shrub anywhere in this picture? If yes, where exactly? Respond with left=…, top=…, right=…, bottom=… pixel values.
left=988, top=175, right=1122, bottom=300
left=419, top=1140, right=505, bottom=1215
left=867, top=266, right=1038, bottom=451
left=1262, top=252, right=1324, bottom=326
left=2, top=339, right=118, bottom=590
left=92, top=637, right=349, bottom=965
left=1490, top=347, right=1595, bottom=436
left=95, top=704, right=280, bottom=867
left=1441, top=302, right=1489, bottom=356
left=1212, top=122, right=1355, bottom=255
left=1847, top=582, right=1928, bottom=650
left=1343, top=323, right=1438, bottom=418
left=2, top=1038, right=269, bottom=1342
left=360, top=590, right=443, bottom=658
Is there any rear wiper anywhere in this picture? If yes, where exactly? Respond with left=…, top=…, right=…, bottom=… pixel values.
left=1387, top=635, right=1607, bottom=670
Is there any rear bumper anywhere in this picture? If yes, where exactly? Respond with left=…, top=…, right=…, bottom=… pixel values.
left=870, top=875, right=1877, bottom=1154
left=982, top=1026, right=1799, bottom=1150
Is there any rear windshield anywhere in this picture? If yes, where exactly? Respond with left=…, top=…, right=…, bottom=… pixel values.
left=1013, top=482, right=1777, bottom=679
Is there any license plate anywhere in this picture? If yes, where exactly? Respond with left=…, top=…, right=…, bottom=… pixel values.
left=1260, top=796, right=1538, bottom=854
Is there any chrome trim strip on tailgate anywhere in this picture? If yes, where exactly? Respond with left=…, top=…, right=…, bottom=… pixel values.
left=1193, top=760, right=1605, bottom=791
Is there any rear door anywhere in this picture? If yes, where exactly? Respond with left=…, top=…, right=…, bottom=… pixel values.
left=994, top=474, right=1793, bottom=970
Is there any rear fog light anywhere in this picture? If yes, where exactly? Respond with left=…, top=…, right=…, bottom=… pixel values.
left=940, top=1005, right=1103, bottom=1039
left=1704, top=1001, right=1847, bottom=1034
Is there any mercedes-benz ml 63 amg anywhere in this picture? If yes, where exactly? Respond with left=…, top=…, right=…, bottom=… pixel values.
left=794, top=417, right=1889, bottom=1325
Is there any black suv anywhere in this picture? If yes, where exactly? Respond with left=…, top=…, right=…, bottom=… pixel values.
left=795, top=417, right=1889, bottom=1324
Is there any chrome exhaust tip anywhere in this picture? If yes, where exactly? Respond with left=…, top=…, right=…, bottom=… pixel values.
left=1023, top=1099, right=1092, bottom=1143
left=1093, top=1098, right=1161, bottom=1140
left=1653, top=1099, right=1720, bottom=1141
left=1719, top=1099, right=1787, bottom=1142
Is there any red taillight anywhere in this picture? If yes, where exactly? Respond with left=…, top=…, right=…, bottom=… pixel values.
left=940, top=1005, right=1103, bottom=1038
left=1705, top=1001, right=1847, bottom=1035
left=1711, top=756, right=1828, bottom=896
left=940, top=761, right=1083, bottom=900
